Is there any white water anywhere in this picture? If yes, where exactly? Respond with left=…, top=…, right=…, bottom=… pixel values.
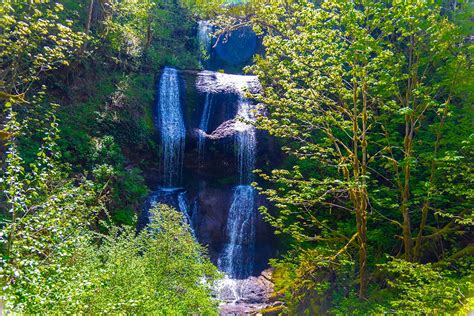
left=218, top=185, right=256, bottom=279
left=216, top=276, right=243, bottom=303
left=235, top=98, right=256, bottom=184
left=218, top=91, right=258, bottom=279
left=178, top=191, right=196, bottom=238
left=197, top=20, right=213, bottom=58
left=196, top=71, right=260, bottom=96
left=144, top=188, right=197, bottom=238
left=197, top=93, right=213, bottom=164
left=157, top=67, right=186, bottom=187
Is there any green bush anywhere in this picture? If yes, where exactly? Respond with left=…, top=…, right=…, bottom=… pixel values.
left=2, top=203, right=220, bottom=314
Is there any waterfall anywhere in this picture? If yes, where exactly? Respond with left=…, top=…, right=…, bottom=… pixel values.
left=218, top=94, right=258, bottom=279
left=197, top=21, right=213, bottom=58
left=197, top=93, right=213, bottom=163
left=178, top=191, right=196, bottom=238
left=140, top=188, right=196, bottom=237
left=235, top=98, right=256, bottom=184
left=157, top=67, right=185, bottom=187
left=218, top=185, right=256, bottom=278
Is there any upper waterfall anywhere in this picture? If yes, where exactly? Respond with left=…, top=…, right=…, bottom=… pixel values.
left=157, top=67, right=186, bottom=187
left=235, top=97, right=256, bottom=184
left=197, top=21, right=213, bottom=58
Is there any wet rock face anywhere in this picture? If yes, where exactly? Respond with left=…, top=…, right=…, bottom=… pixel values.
left=209, top=26, right=260, bottom=73
left=193, top=186, right=274, bottom=275
left=194, top=187, right=232, bottom=259
left=178, top=70, right=278, bottom=276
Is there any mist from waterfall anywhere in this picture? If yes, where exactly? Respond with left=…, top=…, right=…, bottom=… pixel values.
left=157, top=67, right=185, bottom=187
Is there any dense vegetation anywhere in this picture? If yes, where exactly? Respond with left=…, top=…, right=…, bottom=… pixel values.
left=222, top=0, right=473, bottom=314
left=1, top=0, right=472, bottom=314
left=0, top=0, right=220, bottom=313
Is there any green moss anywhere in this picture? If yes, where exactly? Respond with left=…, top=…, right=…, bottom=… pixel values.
left=260, top=305, right=285, bottom=315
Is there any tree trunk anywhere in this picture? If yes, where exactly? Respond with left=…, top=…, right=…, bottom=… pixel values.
left=401, top=111, right=414, bottom=261
left=356, top=191, right=368, bottom=299
left=85, top=0, right=94, bottom=36
left=80, top=0, right=95, bottom=56
left=358, top=78, right=369, bottom=298
left=413, top=102, right=449, bottom=261
left=351, top=74, right=369, bottom=299
left=145, top=21, right=152, bottom=52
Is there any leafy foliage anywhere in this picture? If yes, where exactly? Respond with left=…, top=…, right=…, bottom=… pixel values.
left=0, top=105, right=218, bottom=314
left=1, top=0, right=220, bottom=313
left=231, top=0, right=474, bottom=313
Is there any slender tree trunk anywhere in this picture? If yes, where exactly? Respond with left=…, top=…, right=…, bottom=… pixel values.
left=401, top=35, right=416, bottom=261
left=358, top=78, right=369, bottom=298
left=413, top=102, right=448, bottom=261
left=355, top=190, right=368, bottom=298
left=351, top=74, right=369, bottom=299
left=85, top=0, right=94, bottom=36
left=145, top=21, right=152, bottom=52
left=401, top=117, right=414, bottom=261
left=80, top=0, right=95, bottom=56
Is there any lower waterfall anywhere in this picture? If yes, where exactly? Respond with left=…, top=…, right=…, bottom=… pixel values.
left=142, top=188, right=196, bottom=237
left=218, top=185, right=256, bottom=279
left=178, top=191, right=196, bottom=238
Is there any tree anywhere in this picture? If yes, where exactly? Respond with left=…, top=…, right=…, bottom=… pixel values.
left=1, top=106, right=219, bottom=314
left=251, top=0, right=397, bottom=298
left=0, top=2, right=84, bottom=102
left=246, top=0, right=472, bottom=310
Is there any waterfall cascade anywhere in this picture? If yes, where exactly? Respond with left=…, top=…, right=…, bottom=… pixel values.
left=197, top=21, right=212, bottom=53
left=157, top=67, right=185, bottom=187
left=217, top=95, right=258, bottom=279
left=235, top=98, right=257, bottom=184
left=145, top=21, right=273, bottom=314
left=218, top=185, right=256, bottom=278
left=144, top=67, right=197, bottom=236
left=143, top=188, right=194, bottom=234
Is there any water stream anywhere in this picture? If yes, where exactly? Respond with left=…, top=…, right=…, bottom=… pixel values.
left=197, top=93, right=213, bottom=165
left=157, top=67, right=186, bottom=188
left=148, top=22, right=271, bottom=314
left=218, top=96, right=257, bottom=279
